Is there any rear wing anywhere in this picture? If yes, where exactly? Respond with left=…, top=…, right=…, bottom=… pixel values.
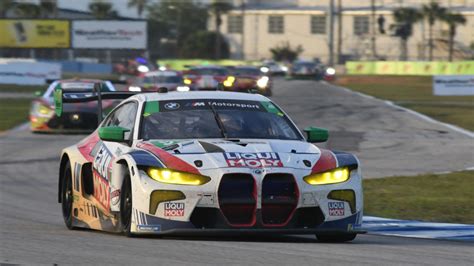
left=53, top=82, right=138, bottom=125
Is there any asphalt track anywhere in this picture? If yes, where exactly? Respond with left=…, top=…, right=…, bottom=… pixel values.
left=1, top=79, right=473, bottom=265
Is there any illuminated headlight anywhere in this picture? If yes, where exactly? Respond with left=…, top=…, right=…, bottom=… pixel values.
left=128, top=86, right=141, bottom=92
left=147, top=168, right=211, bottom=186
left=223, top=76, right=235, bottom=87
left=257, top=76, right=269, bottom=88
left=183, top=78, right=192, bottom=85
left=260, top=66, right=269, bottom=73
left=303, top=167, right=350, bottom=185
left=281, top=66, right=289, bottom=72
left=159, top=66, right=167, bottom=71
left=137, top=65, right=149, bottom=73
left=32, top=102, right=54, bottom=117
left=326, top=67, right=336, bottom=75
left=177, top=86, right=190, bottom=92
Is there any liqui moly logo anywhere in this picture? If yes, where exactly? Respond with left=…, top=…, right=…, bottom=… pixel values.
left=164, top=202, right=185, bottom=216
left=224, top=152, right=283, bottom=168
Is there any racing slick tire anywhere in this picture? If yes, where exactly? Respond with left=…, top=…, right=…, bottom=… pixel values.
left=61, top=163, right=75, bottom=230
left=316, top=233, right=357, bottom=243
left=120, top=173, right=134, bottom=237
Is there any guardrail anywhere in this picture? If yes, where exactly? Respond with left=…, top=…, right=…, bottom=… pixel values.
left=346, top=61, right=474, bottom=75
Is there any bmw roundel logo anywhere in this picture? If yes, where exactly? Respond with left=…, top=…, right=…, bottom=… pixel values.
left=164, top=102, right=180, bottom=110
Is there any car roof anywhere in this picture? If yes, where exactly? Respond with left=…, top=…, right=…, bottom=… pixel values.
left=145, top=71, right=180, bottom=77
left=133, top=91, right=270, bottom=102
left=57, top=79, right=107, bottom=83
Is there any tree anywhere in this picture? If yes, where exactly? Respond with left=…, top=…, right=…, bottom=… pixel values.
left=0, top=0, right=15, bottom=18
left=440, top=12, right=466, bottom=61
left=13, top=2, right=41, bottom=18
left=208, top=0, right=233, bottom=59
left=89, top=0, right=118, bottom=19
left=391, top=8, right=422, bottom=61
left=422, top=1, right=446, bottom=61
left=270, top=42, right=303, bottom=62
left=40, top=0, right=58, bottom=18
left=128, top=0, right=148, bottom=18
left=147, top=0, right=207, bottom=58
left=180, top=31, right=229, bottom=59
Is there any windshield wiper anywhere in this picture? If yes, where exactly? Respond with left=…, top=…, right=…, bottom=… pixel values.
left=208, top=103, right=228, bottom=139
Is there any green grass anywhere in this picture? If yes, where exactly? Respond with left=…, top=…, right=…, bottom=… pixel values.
left=334, top=75, right=474, bottom=131
left=0, top=98, right=31, bottom=131
left=364, top=171, right=474, bottom=224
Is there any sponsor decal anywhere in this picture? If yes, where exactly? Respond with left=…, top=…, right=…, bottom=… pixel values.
left=224, top=152, right=283, bottom=168
left=164, top=102, right=180, bottom=110
left=164, top=202, right=185, bottom=217
left=110, top=189, right=120, bottom=205
left=328, top=202, right=345, bottom=216
left=93, top=145, right=113, bottom=181
left=137, top=225, right=161, bottom=232
left=93, top=171, right=110, bottom=210
left=191, top=102, right=205, bottom=107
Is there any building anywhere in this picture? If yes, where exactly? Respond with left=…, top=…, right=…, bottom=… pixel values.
left=217, top=0, right=474, bottom=63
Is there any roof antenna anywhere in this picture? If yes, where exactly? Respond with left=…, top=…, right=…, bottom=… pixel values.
left=158, top=87, right=168, bottom=93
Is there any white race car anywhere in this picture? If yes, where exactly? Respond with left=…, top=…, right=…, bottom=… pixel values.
left=57, top=88, right=364, bottom=242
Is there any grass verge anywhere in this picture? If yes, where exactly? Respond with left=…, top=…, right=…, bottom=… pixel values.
left=333, top=75, right=474, bottom=131
left=364, top=171, right=474, bottom=224
left=0, top=98, right=31, bottom=131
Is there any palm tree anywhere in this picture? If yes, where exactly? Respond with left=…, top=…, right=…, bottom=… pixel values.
left=441, top=12, right=466, bottom=61
left=0, top=0, right=15, bottom=18
left=422, top=1, right=446, bottom=61
left=40, top=0, right=58, bottom=18
left=391, top=8, right=422, bottom=61
left=89, top=0, right=117, bottom=19
left=128, top=0, right=148, bottom=18
left=208, top=0, right=233, bottom=59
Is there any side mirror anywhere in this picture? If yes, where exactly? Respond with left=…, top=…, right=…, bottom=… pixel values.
left=98, top=126, right=130, bottom=142
left=304, top=127, right=329, bottom=143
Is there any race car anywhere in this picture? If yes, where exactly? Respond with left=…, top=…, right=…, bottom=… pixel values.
left=131, top=70, right=189, bottom=92
left=57, top=88, right=364, bottom=242
left=182, top=66, right=231, bottom=90
left=226, top=66, right=272, bottom=96
left=30, top=79, right=118, bottom=133
left=289, top=60, right=326, bottom=79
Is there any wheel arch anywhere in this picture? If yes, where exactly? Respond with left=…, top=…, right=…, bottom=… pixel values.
left=58, top=153, right=70, bottom=203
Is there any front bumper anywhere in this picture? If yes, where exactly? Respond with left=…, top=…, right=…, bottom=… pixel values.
left=130, top=166, right=363, bottom=235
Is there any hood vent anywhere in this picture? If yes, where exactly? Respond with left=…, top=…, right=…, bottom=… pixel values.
left=199, top=141, right=225, bottom=153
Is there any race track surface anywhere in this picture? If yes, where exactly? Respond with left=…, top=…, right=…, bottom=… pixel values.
left=1, top=79, right=473, bottom=265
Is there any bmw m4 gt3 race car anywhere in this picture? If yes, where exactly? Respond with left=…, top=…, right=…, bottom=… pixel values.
left=57, top=88, right=364, bottom=242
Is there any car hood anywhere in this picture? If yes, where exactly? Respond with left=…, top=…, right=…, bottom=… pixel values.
left=138, top=139, right=322, bottom=171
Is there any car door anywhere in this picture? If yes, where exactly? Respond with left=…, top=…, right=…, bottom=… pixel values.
left=92, top=101, right=138, bottom=211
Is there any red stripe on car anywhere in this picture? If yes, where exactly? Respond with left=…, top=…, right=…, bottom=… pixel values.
left=311, top=149, right=337, bottom=173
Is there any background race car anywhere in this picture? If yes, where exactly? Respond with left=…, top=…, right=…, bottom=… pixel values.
left=57, top=89, right=364, bottom=242
left=130, top=70, right=190, bottom=92
left=182, top=66, right=231, bottom=90
left=30, top=79, right=118, bottom=133
left=226, top=66, right=272, bottom=96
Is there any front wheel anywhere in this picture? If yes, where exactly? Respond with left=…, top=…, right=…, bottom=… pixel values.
left=61, top=163, right=74, bottom=229
left=316, top=233, right=357, bottom=243
left=120, top=173, right=133, bottom=237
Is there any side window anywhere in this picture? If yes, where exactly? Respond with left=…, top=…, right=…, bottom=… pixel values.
left=102, top=102, right=138, bottom=138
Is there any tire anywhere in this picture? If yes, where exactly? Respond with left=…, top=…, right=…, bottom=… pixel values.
left=316, top=233, right=357, bottom=243
left=120, top=173, right=133, bottom=237
left=61, top=163, right=74, bottom=229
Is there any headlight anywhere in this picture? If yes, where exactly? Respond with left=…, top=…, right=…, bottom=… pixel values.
left=303, top=167, right=350, bottom=185
left=260, top=66, right=269, bottom=73
left=326, top=67, right=336, bottom=75
left=137, top=65, right=149, bottom=73
left=281, top=66, right=289, bottom=72
left=128, top=86, right=141, bottom=92
left=257, top=76, right=269, bottom=88
left=223, top=76, right=235, bottom=87
left=147, top=168, right=211, bottom=186
left=177, top=86, right=190, bottom=92
left=183, top=78, right=192, bottom=85
left=32, top=102, right=54, bottom=117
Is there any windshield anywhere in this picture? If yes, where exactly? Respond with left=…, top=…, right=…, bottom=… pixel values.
left=231, top=68, right=261, bottom=76
left=190, top=68, right=228, bottom=76
left=45, top=81, right=114, bottom=98
left=140, top=99, right=301, bottom=140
